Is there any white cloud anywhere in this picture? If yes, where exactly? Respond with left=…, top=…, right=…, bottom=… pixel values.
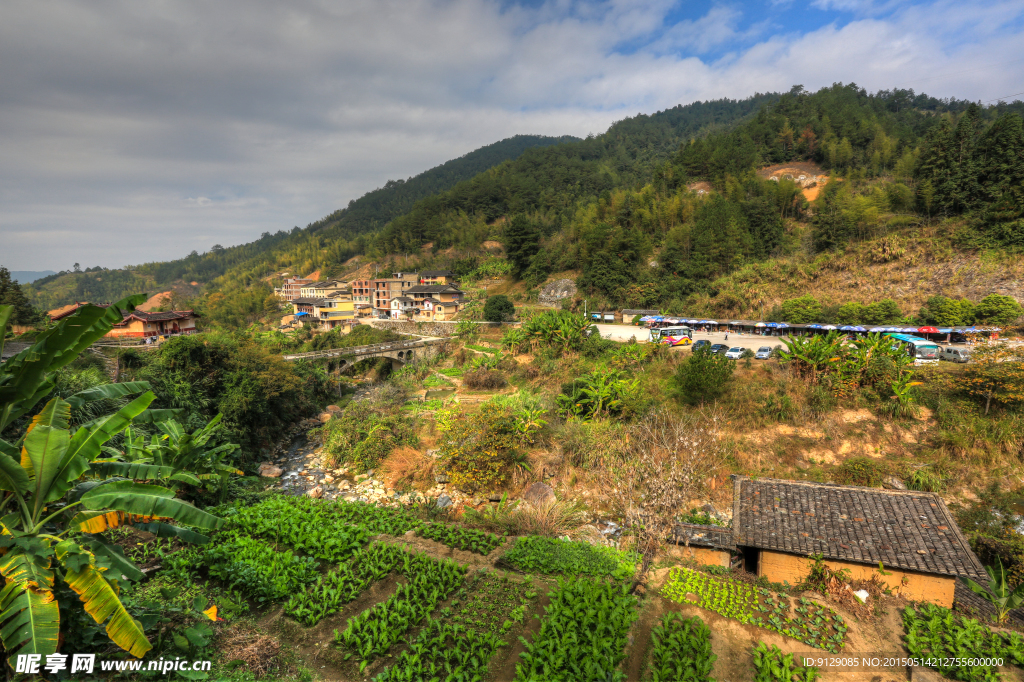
left=0, top=0, right=1022, bottom=270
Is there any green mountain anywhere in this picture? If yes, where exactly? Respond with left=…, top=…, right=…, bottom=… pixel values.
left=24, top=134, right=577, bottom=310
left=27, top=84, right=1024, bottom=324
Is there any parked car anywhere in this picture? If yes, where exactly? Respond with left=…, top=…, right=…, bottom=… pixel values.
left=941, top=346, right=970, bottom=363
left=755, top=346, right=773, bottom=360
left=724, top=347, right=745, bottom=359
left=692, top=340, right=711, bottom=352
left=710, top=343, right=730, bottom=355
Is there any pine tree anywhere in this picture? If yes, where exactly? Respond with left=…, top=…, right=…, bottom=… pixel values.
left=503, top=215, right=540, bottom=278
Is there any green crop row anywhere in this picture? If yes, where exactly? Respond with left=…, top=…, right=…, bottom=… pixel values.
left=661, top=567, right=846, bottom=652
left=501, top=536, right=636, bottom=579
left=336, top=552, right=466, bottom=669
left=224, top=496, right=424, bottom=555
left=752, top=643, right=819, bottom=682
left=649, top=613, right=716, bottom=682
left=202, top=532, right=320, bottom=604
left=373, top=618, right=505, bottom=682
left=417, top=522, right=504, bottom=555
left=515, top=577, right=638, bottom=682
left=903, top=603, right=1024, bottom=681
left=284, top=543, right=409, bottom=626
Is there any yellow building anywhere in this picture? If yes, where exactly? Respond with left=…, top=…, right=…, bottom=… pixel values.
left=728, top=476, right=985, bottom=607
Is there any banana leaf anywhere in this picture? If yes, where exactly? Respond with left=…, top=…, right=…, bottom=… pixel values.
left=0, top=548, right=54, bottom=591
left=56, top=542, right=152, bottom=658
left=129, top=521, right=211, bottom=545
left=68, top=510, right=166, bottom=534
left=90, top=462, right=178, bottom=481
left=22, top=424, right=70, bottom=516
left=0, top=295, right=146, bottom=431
left=132, top=408, right=184, bottom=425
left=0, top=581, right=60, bottom=667
left=65, top=382, right=152, bottom=411
left=80, top=481, right=224, bottom=530
left=82, top=537, right=144, bottom=582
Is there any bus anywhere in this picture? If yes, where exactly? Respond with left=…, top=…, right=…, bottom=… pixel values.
left=649, top=326, right=692, bottom=346
left=885, top=333, right=940, bottom=365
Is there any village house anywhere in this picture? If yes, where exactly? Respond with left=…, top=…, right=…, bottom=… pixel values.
left=675, top=476, right=986, bottom=608
left=419, top=270, right=457, bottom=285
left=349, top=279, right=372, bottom=306
left=277, top=277, right=313, bottom=302
left=373, top=272, right=419, bottom=318
left=300, top=280, right=351, bottom=299
left=50, top=303, right=200, bottom=338
left=389, top=296, right=417, bottom=319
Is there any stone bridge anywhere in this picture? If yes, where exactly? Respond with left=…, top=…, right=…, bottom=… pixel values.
left=281, top=338, right=444, bottom=368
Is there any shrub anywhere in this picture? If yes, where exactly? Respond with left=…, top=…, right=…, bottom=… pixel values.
left=313, top=386, right=415, bottom=471
left=437, top=403, right=527, bottom=492
left=671, top=347, right=735, bottom=405
left=483, top=294, right=515, bottom=322
left=833, top=457, right=885, bottom=487
left=557, top=367, right=638, bottom=420
left=462, top=368, right=507, bottom=390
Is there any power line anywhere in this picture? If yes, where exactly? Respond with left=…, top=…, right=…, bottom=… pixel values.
left=982, top=90, right=1024, bottom=104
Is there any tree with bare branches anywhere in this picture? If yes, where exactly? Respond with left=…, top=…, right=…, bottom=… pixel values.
left=607, top=409, right=723, bottom=591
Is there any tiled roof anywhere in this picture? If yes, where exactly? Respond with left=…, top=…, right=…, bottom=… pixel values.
left=622, top=309, right=660, bottom=315
left=733, top=476, right=986, bottom=579
left=671, top=523, right=735, bottom=550
left=407, top=284, right=462, bottom=294
left=291, top=297, right=326, bottom=305
left=121, top=310, right=199, bottom=323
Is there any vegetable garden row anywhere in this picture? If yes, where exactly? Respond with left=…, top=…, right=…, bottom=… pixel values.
left=188, top=497, right=1024, bottom=681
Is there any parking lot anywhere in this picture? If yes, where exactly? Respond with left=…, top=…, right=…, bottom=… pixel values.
left=593, top=324, right=790, bottom=355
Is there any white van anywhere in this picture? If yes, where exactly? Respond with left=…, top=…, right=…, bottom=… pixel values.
left=941, top=347, right=970, bottom=363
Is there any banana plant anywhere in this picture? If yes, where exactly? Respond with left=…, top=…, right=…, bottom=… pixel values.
left=95, top=415, right=242, bottom=499
left=0, top=301, right=224, bottom=666
left=0, top=395, right=224, bottom=666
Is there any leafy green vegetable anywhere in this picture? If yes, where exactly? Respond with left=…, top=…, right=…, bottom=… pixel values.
left=417, top=522, right=503, bottom=555
left=515, top=576, right=637, bottom=682
left=649, top=613, right=716, bottom=682
left=501, top=535, right=636, bottom=579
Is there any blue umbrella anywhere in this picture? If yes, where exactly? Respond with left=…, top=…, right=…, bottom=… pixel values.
left=765, top=322, right=779, bottom=328
left=776, top=323, right=789, bottom=329
left=839, top=325, right=855, bottom=331
left=700, top=320, right=716, bottom=324
left=937, top=328, right=953, bottom=333
left=688, top=319, right=700, bottom=324
left=868, top=326, right=885, bottom=332
left=852, top=326, right=867, bottom=332
left=807, top=324, right=822, bottom=329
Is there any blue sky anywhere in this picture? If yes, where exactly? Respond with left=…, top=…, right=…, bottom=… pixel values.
left=1, top=0, right=1022, bottom=271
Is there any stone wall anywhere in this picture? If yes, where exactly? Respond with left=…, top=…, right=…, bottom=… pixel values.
left=369, top=320, right=501, bottom=337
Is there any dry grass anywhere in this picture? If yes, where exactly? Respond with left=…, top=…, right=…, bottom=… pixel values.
left=382, top=446, right=435, bottom=492
left=462, top=368, right=507, bottom=389
left=220, top=626, right=282, bottom=678
left=465, top=496, right=590, bottom=538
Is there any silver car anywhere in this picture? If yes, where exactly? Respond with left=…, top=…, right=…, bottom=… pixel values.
left=755, top=346, right=772, bottom=360
left=724, top=347, right=745, bottom=359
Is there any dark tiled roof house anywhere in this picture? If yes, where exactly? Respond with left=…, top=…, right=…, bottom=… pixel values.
left=671, top=476, right=986, bottom=607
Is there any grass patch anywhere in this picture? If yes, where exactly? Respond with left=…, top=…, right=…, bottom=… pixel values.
left=466, top=344, right=499, bottom=355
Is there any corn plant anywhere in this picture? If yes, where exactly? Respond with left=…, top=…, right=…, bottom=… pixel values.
left=649, top=613, right=716, bottom=682
left=751, top=642, right=819, bottom=682
left=416, top=523, right=503, bottom=555
left=902, top=603, right=1019, bottom=681
left=373, top=617, right=505, bottom=682
left=662, top=568, right=846, bottom=652
left=515, top=576, right=638, bottom=682
left=335, top=551, right=466, bottom=670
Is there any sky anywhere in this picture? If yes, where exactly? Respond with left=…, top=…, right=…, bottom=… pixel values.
left=2, top=0, right=1023, bottom=272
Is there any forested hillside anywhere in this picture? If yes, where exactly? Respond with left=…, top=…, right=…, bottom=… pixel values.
left=23, top=134, right=576, bottom=310
left=24, top=84, right=1024, bottom=325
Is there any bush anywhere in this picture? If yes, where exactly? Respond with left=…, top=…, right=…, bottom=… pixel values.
left=462, top=368, right=507, bottom=390
left=313, top=385, right=415, bottom=471
left=436, top=404, right=528, bottom=492
left=671, top=347, right=735, bottom=405
left=483, top=295, right=515, bottom=322
left=833, top=457, right=885, bottom=487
